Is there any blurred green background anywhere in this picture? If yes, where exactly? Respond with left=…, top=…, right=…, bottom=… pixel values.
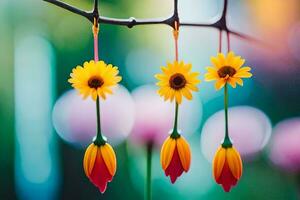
left=1, top=0, right=300, bottom=199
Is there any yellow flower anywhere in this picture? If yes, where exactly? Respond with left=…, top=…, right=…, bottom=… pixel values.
left=68, top=60, right=122, bottom=100
left=205, top=51, right=252, bottom=90
left=155, top=61, right=200, bottom=104
left=213, top=145, right=243, bottom=192
left=83, top=142, right=117, bottom=193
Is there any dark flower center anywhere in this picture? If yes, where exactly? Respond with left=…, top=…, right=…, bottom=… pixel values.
left=88, top=76, right=104, bottom=89
left=218, top=66, right=236, bottom=78
left=169, top=73, right=186, bottom=90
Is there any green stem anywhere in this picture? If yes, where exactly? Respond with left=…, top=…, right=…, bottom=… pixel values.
left=94, top=96, right=106, bottom=146
left=145, top=143, right=153, bottom=200
left=171, top=102, right=180, bottom=138
left=222, top=84, right=232, bottom=148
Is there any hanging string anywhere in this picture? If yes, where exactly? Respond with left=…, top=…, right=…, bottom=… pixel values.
left=173, top=21, right=179, bottom=61
left=218, top=30, right=222, bottom=53
left=226, top=31, right=231, bottom=52
left=93, top=18, right=99, bottom=62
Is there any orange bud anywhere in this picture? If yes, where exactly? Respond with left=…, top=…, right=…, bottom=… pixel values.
left=160, top=136, right=191, bottom=183
left=213, top=146, right=242, bottom=192
left=83, top=143, right=117, bottom=193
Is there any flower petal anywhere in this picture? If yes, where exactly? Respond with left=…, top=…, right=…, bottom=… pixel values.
left=227, top=147, right=243, bottom=180
left=176, top=136, right=191, bottom=172
left=83, top=143, right=98, bottom=177
left=227, top=77, right=237, bottom=88
left=213, top=146, right=226, bottom=181
left=175, top=91, right=182, bottom=104
left=181, top=88, right=193, bottom=100
left=215, top=79, right=226, bottom=90
left=100, top=143, right=117, bottom=176
left=160, top=137, right=176, bottom=170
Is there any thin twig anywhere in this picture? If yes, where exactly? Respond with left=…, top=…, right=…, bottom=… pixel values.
left=43, top=0, right=93, bottom=22
left=43, top=0, right=261, bottom=45
left=99, top=16, right=172, bottom=28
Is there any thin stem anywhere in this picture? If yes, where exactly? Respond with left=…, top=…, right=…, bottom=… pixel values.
left=94, top=97, right=106, bottom=146
left=222, top=84, right=232, bottom=148
left=145, top=143, right=153, bottom=200
left=171, top=103, right=180, bottom=138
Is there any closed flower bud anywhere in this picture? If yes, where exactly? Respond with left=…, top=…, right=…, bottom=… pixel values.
left=83, top=143, right=117, bottom=193
left=160, top=136, right=191, bottom=183
left=213, top=146, right=242, bottom=192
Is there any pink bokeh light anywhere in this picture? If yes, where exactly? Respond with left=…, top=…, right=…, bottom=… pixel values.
left=269, top=118, right=300, bottom=172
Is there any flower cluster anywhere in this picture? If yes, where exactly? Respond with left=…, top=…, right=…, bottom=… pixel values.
left=68, top=48, right=252, bottom=194
left=155, top=51, right=252, bottom=191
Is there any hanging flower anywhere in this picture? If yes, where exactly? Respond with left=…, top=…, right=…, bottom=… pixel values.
left=160, top=135, right=191, bottom=183
left=83, top=142, right=117, bottom=193
left=213, top=145, right=242, bottom=192
left=155, top=61, right=200, bottom=104
left=68, top=60, right=122, bottom=100
left=205, top=51, right=252, bottom=90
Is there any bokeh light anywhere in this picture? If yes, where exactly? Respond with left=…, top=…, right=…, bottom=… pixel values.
left=269, top=118, right=300, bottom=172
left=201, top=106, right=272, bottom=162
left=14, top=34, right=60, bottom=200
left=129, top=84, right=202, bottom=147
left=52, top=85, right=134, bottom=148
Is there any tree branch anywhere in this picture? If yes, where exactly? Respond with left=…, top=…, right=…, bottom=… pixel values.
left=180, top=22, right=217, bottom=28
left=43, top=0, right=93, bottom=22
left=229, top=30, right=267, bottom=46
left=43, top=0, right=261, bottom=46
left=99, top=16, right=172, bottom=28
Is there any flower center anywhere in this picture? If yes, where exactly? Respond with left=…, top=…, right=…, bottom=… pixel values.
left=169, top=73, right=187, bottom=90
left=88, top=76, right=104, bottom=89
left=218, top=66, right=236, bottom=78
